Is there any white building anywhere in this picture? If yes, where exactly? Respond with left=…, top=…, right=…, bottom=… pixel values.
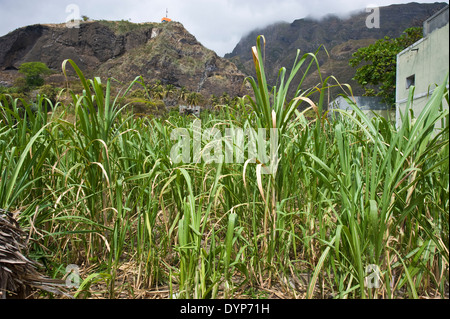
left=179, top=105, right=200, bottom=116
left=329, top=96, right=394, bottom=121
left=396, top=5, right=449, bottom=127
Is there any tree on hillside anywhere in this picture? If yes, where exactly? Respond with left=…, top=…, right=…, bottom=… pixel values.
left=349, top=27, right=423, bottom=106
left=18, top=62, right=52, bottom=87
left=164, top=84, right=176, bottom=99
left=210, top=94, right=220, bottom=107
left=151, top=81, right=164, bottom=100
left=178, top=87, right=190, bottom=103
left=220, top=92, right=231, bottom=106
left=187, top=92, right=203, bottom=106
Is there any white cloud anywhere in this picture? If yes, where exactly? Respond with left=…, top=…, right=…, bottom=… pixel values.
left=0, top=0, right=448, bottom=56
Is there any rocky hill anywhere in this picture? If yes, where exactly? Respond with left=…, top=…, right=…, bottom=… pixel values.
left=0, top=20, right=248, bottom=98
left=225, top=2, right=448, bottom=98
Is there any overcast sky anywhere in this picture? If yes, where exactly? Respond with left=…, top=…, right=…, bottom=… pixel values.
left=0, top=0, right=447, bottom=56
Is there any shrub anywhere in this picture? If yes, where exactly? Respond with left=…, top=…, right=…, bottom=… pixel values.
left=18, top=62, right=52, bottom=87
left=12, top=77, right=29, bottom=93
left=38, top=84, right=58, bottom=103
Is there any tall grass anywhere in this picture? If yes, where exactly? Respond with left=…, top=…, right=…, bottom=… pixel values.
left=0, top=38, right=448, bottom=299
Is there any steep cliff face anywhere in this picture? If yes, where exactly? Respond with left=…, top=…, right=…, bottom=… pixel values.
left=96, top=21, right=247, bottom=97
left=0, top=20, right=247, bottom=98
left=0, top=22, right=152, bottom=71
left=226, top=2, right=448, bottom=97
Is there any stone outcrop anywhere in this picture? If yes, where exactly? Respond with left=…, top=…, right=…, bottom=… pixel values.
left=0, top=20, right=248, bottom=98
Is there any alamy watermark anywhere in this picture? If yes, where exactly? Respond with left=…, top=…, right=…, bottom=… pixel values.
left=66, top=4, right=81, bottom=29
left=365, top=264, right=381, bottom=288
left=366, top=4, right=380, bottom=29
left=65, top=264, right=80, bottom=288
left=170, top=119, right=279, bottom=175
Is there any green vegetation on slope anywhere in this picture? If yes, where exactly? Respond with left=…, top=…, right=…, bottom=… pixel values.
left=97, top=19, right=158, bottom=35
left=350, top=27, right=423, bottom=105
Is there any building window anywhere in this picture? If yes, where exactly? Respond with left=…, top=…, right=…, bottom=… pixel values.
left=406, top=75, right=415, bottom=89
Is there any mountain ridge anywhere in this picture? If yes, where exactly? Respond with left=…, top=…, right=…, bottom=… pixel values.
left=225, top=2, right=448, bottom=98
left=0, top=20, right=248, bottom=99
left=1, top=3, right=447, bottom=103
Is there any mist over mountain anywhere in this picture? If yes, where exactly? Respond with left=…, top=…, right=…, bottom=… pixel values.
left=225, top=2, right=447, bottom=98
left=0, top=2, right=447, bottom=104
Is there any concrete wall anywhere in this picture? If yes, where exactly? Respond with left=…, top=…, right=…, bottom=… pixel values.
left=179, top=105, right=200, bottom=116
left=329, top=96, right=395, bottom=121
left=423, top=5, right=449, bottom=36
left=396, top=6, right=449, bottom=127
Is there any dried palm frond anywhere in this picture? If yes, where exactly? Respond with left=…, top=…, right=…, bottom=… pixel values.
left=0, top=209, right=68, bottom=299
